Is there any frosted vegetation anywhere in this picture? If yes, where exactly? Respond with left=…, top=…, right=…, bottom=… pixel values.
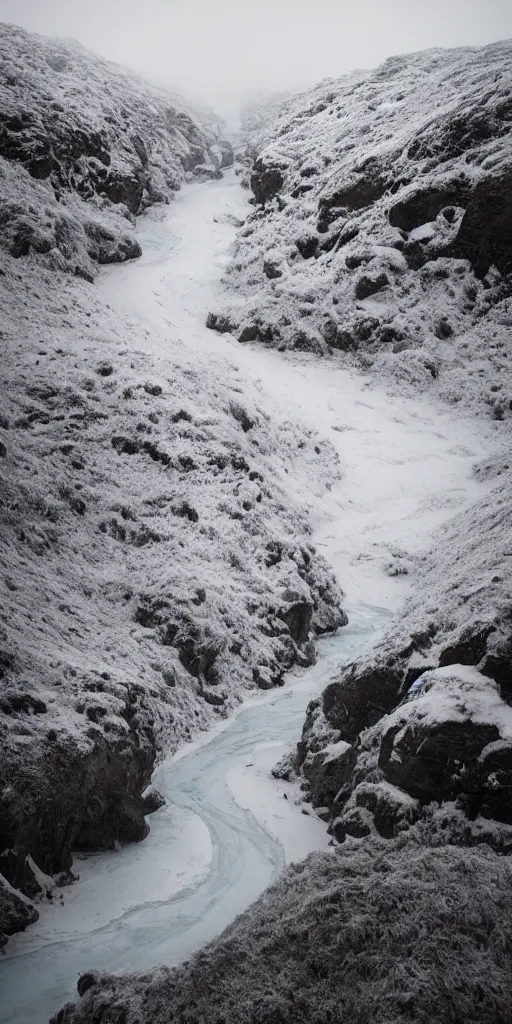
left=53, top=838, right=512, bottom=1024
left=214, top=41, right=512, bottom=417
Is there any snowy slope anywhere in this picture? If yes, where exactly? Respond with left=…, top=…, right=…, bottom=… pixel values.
left=203, top=40, right=512, bottom=848
left=210, top=41, right=512, bottom=418
left=0, top=28, right=346, bottom=943
left=0, top=23, right=232, bottom=281
left=26, top=38, right=512, bottom=1024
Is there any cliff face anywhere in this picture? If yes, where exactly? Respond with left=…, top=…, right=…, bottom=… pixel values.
left=211, top=40, right=512, bottom=418
left=0, top=23, right=233, bottom=281
left=0, top=26, right=346, bottom=943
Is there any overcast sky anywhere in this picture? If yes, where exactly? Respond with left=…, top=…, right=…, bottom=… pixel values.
left=1, top=0, right=512, bottom=116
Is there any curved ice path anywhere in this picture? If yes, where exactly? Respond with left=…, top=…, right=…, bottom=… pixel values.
left=0, top=617, right=386, bottom=1024
left=0, top=171, right=494, bottom=1024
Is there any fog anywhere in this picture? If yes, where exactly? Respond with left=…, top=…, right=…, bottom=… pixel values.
left=1, top=0, right=512, bottom=117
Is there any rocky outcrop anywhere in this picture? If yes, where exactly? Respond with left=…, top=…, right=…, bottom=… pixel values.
left=0, top=116, right=346, bottom=937
left=51, top=838, right=512, bottom=1024
left=378, top=667, right=512, bottom=819
left=0, top=876, right=38, bottom=947
left=294, top=475, right=512, bottom=846
left=0, top=726, right=154, bottom=898
left=250, top=155, right=288, bottom=206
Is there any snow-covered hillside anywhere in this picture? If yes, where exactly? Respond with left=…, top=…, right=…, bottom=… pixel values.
left=211, top=41, right=512, bottom=417
left=207, top=40, right=512, bottom=853
left=0, top=23, right=232, bottom=281
left=0, top=27, right=346, bottom=947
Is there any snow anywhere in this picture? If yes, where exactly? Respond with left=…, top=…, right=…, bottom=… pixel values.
left=384, top=664, right=512, bottom=742
left=15, top=808, right=212, bottom=946
left=227, top=742, right=332, bottom=863
left=321, top=739, right=352, bottom=763
left=100, top=170, right=495, bottom=616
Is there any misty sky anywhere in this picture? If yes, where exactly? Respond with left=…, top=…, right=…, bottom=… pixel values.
left=1, top=0, right=512, bottom=116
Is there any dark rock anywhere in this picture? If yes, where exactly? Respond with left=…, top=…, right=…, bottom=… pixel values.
left=351, top=782, right=420, bottom=839
left=302, top=741, right=357, bottom=808
left=178, top=630, right=225, bottom=684
left=322, top=661, right=404, bottom=744
left=379, top=719, right=500, bottom=802
left=77, top=972, right=100, bottom=997
left=321, top=319, right=339, bottom=344
left=0, top=727, right=154, bottom=893
left=319, top=171, right=389, bottom=215
left=253, top=665, right=284, bottom=689
left=329, top=328, right=355, bottom=351
left=201, top=688, right=227, bottom=706
left=263, top=257, right=283, bottom=279
left=439, top=626, right=496, bottom=669
left=0, top=441, right=7, bottom=457
left=0, top=878, right=38, bottom=948
left=478, top=742, right=512, bottom=825
left=277, top=600, right=313, bottom=645
left=271, top=751, right=297, bottom=781
left=142, top=787, right=165, bottom=815
left=354, top=272, right=389, bottom=300
left=449, top=170, right=512, bottom=278
left=389, top=184, right=469, bottom=232
left=250, top=157, right=286, bottom=206
left=238, top=325, right=260, bottom=343
left=296, top=235, right=319, bottom=259
left=434, top=318, right=453, bottom=340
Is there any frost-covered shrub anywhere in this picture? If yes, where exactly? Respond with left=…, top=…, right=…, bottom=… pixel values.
left=53, top=837, right=512, bottom=1024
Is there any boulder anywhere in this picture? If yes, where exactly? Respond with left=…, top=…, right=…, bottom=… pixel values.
left=321, top=660, right=404, bottom=744
left=142, top=787, right=165, bottom=815
left=301, top=739, right=357, bottom=807
left=378, top=666, right=512, bottom=812
left=250, top=157, right=287, bottom=206
left=355, top=272, right=389, bottom=300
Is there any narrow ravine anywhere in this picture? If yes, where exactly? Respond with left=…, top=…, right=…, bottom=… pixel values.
left=0, top=171, right=495, bottom=1024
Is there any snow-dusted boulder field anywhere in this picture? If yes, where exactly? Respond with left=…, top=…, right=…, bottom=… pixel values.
left=210, top=41, right=512, bottom=417
left=0, top=27, right=346, bottom=942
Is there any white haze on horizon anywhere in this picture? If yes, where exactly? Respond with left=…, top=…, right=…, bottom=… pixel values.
left=1, top=0, right=512, bottom=121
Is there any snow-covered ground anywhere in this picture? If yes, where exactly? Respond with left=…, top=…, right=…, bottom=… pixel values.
left=101, top=170, right=495, bottom=611
left=0, top=169, right=498, bottom=1023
